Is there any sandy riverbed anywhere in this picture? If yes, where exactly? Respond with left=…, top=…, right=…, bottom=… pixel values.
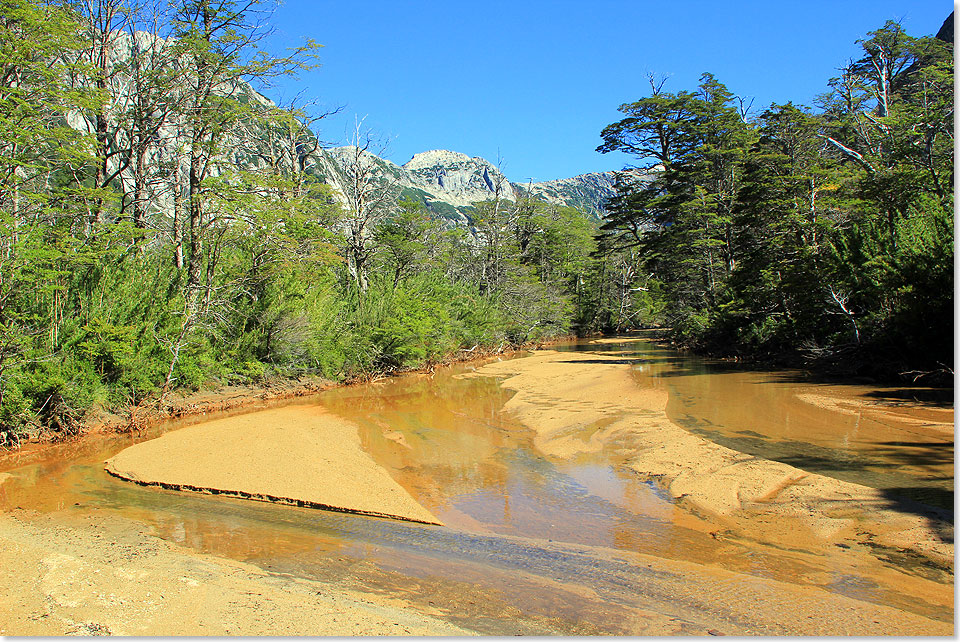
left=463, top=340, right=954, bottom=566
left=1, top=503, right=952, bottom=636
left=0, top=339, right=954, bottom=635
left=0, top=509, right=467, bottom=636
left=105, top=405, right=441, bottom=525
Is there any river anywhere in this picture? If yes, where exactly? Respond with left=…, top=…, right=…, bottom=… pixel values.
left=0, top=334, right=953, bottom=635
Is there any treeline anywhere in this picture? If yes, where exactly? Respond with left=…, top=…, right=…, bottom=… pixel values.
left=0, top=0, right=630, bottom=444
left=4, top=2, right=949, bottom=445
left=597, top=20, right=953, bottom=380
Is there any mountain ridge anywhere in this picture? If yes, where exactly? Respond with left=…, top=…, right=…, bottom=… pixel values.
left=56, top=28, right=620, bottom=228
left=315, top=145, right=619, bottom=225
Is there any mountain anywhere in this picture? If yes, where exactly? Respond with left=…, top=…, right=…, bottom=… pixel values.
left=314, top=147, right=619, bottom=226
left=515, top=172, right=621, bottom=218
left=58, top=29, right=619, bottom=230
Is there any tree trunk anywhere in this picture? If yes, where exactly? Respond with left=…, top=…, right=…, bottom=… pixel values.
left=132, top=141, right=147, bottom=231
left=187, top=148, right=203, bottom=288
left=172, top=166, right=184, bottom=269
left=93, top=111, right=108, bottom=226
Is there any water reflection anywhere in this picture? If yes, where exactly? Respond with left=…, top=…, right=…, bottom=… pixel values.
left=317, top=363, right=689, bottom=553
left=558, top=332, right=954, bottom=510
left=0, top=334, right=953, bottom=629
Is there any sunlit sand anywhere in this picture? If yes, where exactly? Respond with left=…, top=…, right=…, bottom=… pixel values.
left=105, top=405, right=441, bottom=526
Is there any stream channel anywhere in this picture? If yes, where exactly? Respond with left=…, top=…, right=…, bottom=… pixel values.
left=0, top=334, right=954, bottom=634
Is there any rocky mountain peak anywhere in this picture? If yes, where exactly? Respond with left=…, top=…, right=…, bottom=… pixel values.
left=313, top=146, right=626, bottom=223
left=404, top=149, right=479, bottom=170
left=398, top=149, right=515, bottom=208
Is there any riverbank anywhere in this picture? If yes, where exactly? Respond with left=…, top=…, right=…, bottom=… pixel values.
left=0, top=509, right=469, bottom=636
left=667, top=329, right=955, bottom=388
left=2, top=336, right=572, bottom=470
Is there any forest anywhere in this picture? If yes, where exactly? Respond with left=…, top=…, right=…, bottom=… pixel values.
left=0, top=0, right=953, bottom=444
left=597, top=20, right=953, bottom=384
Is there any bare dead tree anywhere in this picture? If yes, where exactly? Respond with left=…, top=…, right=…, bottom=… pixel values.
left=473, top=153, right=523, bottom=293
left=246, top=93, right=343, bottom=215
left=828, top=285, right=860, bottom=345
left=338, top=117, right=399, bottom=293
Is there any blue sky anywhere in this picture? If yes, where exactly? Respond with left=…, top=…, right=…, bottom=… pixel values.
left=263, top=1, right=952, bottom=182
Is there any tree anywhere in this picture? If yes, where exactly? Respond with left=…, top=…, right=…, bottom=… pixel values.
left=718, top=103, right=842, bottom=351
left=373, top=197, right=444, bottom=288
left=597, top=73, right=756, bottom=332
left=251, top=95, right=342, bottom=223
left=820, top=21, right=953, bottom=246
left=814, top=21, right=954, bottom=369
left=169, top=0, right=318, bottom=291
left=76, top=0, right=131, bottom=228
left=595, top=19, right=953, bottom=377
left=334, top=120, right=399, bottom=293
left=116, top=7, right=181, bottom=232
left=470, top=156, right=519, bottom=294
left=149, top=0, right=320, bottom=390
left=0, top=0, right=96, bottom=438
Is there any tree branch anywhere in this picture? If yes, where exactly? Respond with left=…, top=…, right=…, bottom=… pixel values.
left=818, top=135, right=876, bottom=175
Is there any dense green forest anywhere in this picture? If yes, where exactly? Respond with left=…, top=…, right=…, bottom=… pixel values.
left=0, top=0, right=608, bottom=444
left=597, top=20, right=954, bottom=381
left=0, top=0, right=953, bottom=445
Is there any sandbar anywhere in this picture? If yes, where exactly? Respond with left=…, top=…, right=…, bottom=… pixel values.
left=464, top=341, right=954, bottom=565
left=105, top=405, right=440, bottom=525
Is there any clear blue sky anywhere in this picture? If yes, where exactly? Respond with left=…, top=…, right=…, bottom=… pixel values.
left=262, top=1, right=952, bottom=182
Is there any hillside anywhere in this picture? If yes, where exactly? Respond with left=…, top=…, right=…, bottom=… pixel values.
left=314, top=147, right=619, bottom=226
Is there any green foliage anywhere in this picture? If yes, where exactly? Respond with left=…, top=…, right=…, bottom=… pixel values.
left=6, top=0, right=950, bottom=448
left=595, top=22, right=953, bottom=378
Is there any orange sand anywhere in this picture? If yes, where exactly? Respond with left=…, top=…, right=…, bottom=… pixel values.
left=105, top=405, right=440, bottom=525
left=0, top=511, right=467, bottom=636
left=465, top=342, right=954, bottom=565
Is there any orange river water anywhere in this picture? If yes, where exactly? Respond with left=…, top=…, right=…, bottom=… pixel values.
left=0, top=333, right=953, bottom=635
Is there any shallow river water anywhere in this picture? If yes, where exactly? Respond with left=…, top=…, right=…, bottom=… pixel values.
left=0, top=334, right=953, bottom=634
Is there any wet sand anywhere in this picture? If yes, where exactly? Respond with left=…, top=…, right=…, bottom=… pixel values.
left=1, top=505, right=951, bottom=636
left=105, top=405, right=440, bottom=525
left=465, top=340, right=954, bottom=565
left=1, top=337, right=953, bottom=635
left=0, top=510, right=467, bottom=636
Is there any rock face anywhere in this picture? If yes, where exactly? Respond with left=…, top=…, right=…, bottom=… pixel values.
left=396, top=150, right=620, bottom=220
left=517, top=172, right=618, bottom=217
left=64, top=29, right=623, bottom=229
left=312, top=146, right=621, bottom=224
left=403, top=150, right=518, bottom=207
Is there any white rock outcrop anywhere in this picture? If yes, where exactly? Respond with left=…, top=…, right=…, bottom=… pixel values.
left=402, top=150, right=517, bottom=207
